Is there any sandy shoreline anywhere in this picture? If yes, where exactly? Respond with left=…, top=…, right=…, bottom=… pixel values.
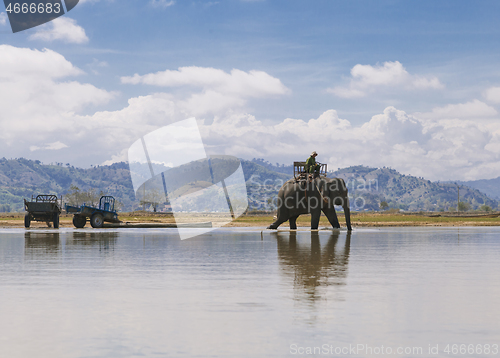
left=3, top=212, right=500, bottom=228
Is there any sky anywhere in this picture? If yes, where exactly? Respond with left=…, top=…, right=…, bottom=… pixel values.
left=2, top=0, right=500, bottom=181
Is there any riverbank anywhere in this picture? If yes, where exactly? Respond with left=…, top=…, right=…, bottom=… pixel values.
left=3, top=211, right=500, bottom=228
left=228, top=212, right=500, bottom=227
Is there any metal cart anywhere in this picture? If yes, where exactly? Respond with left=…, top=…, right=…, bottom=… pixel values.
left=24, top=195, right=62, bottom=228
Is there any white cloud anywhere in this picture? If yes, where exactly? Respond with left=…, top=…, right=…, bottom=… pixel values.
left=122, top=66, right=289, bottom=97
left=0, top=48, right=289, bottom=167
left=0, top=12, right=7, bottom=26
left=0, top=45, right=114, bottom=147
left=0, top=44, right=82, bottom=79
left=121, top=66, right=290, bottom=115
left=29, top=17, right=89, bottom=44
left=30, top=141, right=68, bottom=152
left=484, top=87, right=500, bottom=103
left=417, top=100, right=497, bottom=120
left=328, top=61, right=443, bottom=98
left=195, top=104, right=500, bottom=181
left=3, top=44, right=500, bottom=181
left=150, top=0, right=175, bottom=8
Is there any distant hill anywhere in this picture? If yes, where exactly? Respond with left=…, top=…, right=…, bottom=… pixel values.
left=456, top=177, right=500, bottom=200
left=0, top=158, right=135, bottom=212
left=0, top=158, right=496, bottom=212
left=331, top=166, right=497, bottom=211
left=249, top=158, right=294, bottom=175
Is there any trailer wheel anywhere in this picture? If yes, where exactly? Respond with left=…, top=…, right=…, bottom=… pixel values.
left=73, top=215, right=86, bottom=228
left=24, top=213, right=31, bottom=228
left=53, top=213, right=60, bottom=229
left=90, top=213, right=104, bottom=228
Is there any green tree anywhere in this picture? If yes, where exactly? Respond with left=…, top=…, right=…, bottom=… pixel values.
left=458, top=201, right=471, bottom=212
left=380, top=201, right=389, bottom=210
left=480, top=204, right=492, bottom=212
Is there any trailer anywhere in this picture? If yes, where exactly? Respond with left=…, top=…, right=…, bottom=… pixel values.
left=66, top=195, right=120, bottom=228
left=24, top=195, right=62, bottom=228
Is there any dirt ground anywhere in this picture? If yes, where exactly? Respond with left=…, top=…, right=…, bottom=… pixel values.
left=5, top=212, right=500, bottom=228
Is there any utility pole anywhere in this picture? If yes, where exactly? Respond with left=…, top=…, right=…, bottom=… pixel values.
left=456, top=183, right=459, bottom=212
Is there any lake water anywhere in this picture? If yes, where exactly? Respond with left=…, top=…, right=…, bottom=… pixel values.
left=1, top=227, right=500, bottom=357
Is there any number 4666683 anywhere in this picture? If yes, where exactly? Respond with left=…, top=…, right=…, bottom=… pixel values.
left=444, top=344, right=499, bottom=355
left=5, top=2, right=61, bottom=14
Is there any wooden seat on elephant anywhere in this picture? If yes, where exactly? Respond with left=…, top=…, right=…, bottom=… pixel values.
left=294, top=162, right=307, bottom=178
left=294, top=161, right=327, bottom=179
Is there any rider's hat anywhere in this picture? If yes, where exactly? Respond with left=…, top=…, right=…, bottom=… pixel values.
left=311, top=151, right=317, bottom=156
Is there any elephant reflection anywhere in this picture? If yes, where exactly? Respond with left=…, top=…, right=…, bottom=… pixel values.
left=274, top=231, right=351, bottom=302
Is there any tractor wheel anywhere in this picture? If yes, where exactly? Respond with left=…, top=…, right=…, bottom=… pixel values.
left=90, top=213, right=104, bottom=228
left=53, top=213, right=60, bottom=229
left=73, top=215, right=86, bottom=228
left=24, top=213, right=31, bottom=228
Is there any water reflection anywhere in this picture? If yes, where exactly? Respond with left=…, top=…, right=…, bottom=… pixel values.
left=66, top=232, right=117, bottom=251
left=275, top=231, right=351, bottom=302
left=23, top=231, right=118, bottom=256
left=24, top=231, right=60, bottom=257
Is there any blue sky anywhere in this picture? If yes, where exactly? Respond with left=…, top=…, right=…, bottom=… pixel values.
left=2, top=0, right=500, bottom=180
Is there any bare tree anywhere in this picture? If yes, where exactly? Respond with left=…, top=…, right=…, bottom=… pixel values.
left=140, top=188, right=164, bottom=212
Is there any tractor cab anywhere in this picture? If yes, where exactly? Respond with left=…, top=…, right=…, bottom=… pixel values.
left=99, top=196, right=115, bottom=212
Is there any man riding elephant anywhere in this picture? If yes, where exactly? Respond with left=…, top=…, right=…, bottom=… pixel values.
left=306, top=151, right=321, bottom=176
left=267, top=176, right=352, bottom=231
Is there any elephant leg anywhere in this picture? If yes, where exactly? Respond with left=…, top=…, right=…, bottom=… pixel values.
left=289, top=215, right=299, bottom=230
left=344, top=199, right=352, bottom=231
left=267, top=214, right=288, bottom=229
left=322, top=207, right=340, bottom=229
left=311, top=210, right=321, bottom=230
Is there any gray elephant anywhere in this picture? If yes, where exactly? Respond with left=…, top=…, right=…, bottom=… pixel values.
left=267, top=177, right=352, bottom=231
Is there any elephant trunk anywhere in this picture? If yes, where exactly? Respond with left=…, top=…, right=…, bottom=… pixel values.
left=344, top=198, right=352, bottom=231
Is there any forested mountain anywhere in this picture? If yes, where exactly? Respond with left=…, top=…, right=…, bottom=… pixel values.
left=0, top=158, right=135, bottom=212
left=0, top=158, right=496, bottom=212
left=456, top=177, right=500, bottom=200
left=331, top=166, right=497, bottom=211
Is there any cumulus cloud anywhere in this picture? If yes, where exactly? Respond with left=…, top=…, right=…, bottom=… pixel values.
left=197, top=105, right=500, bottom=181
left=121, top=66, right=289, bottom=115
left=29, top=17, right=89, bottom=44
left=122, top=66, right=289, bottom=97
left=150, top=0, right=175, bottom=8
left=0, top=45, right=114, bottom=149
left=417, top=100, right=497, bottom=120
left=0, top=47, right=290, bottom=167
left=328, top=61, right=443, bottom=98
left=3, top=44, right=500, bottom=181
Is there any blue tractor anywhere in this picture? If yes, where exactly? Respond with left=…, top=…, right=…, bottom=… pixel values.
left=66, top=195, right=120, bottom=228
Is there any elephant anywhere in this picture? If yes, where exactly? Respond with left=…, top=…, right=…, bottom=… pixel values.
left=267, top=177, right=352, bottom=231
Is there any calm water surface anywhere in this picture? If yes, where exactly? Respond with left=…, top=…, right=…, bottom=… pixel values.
left=1, top=227, right=499, bottom=357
